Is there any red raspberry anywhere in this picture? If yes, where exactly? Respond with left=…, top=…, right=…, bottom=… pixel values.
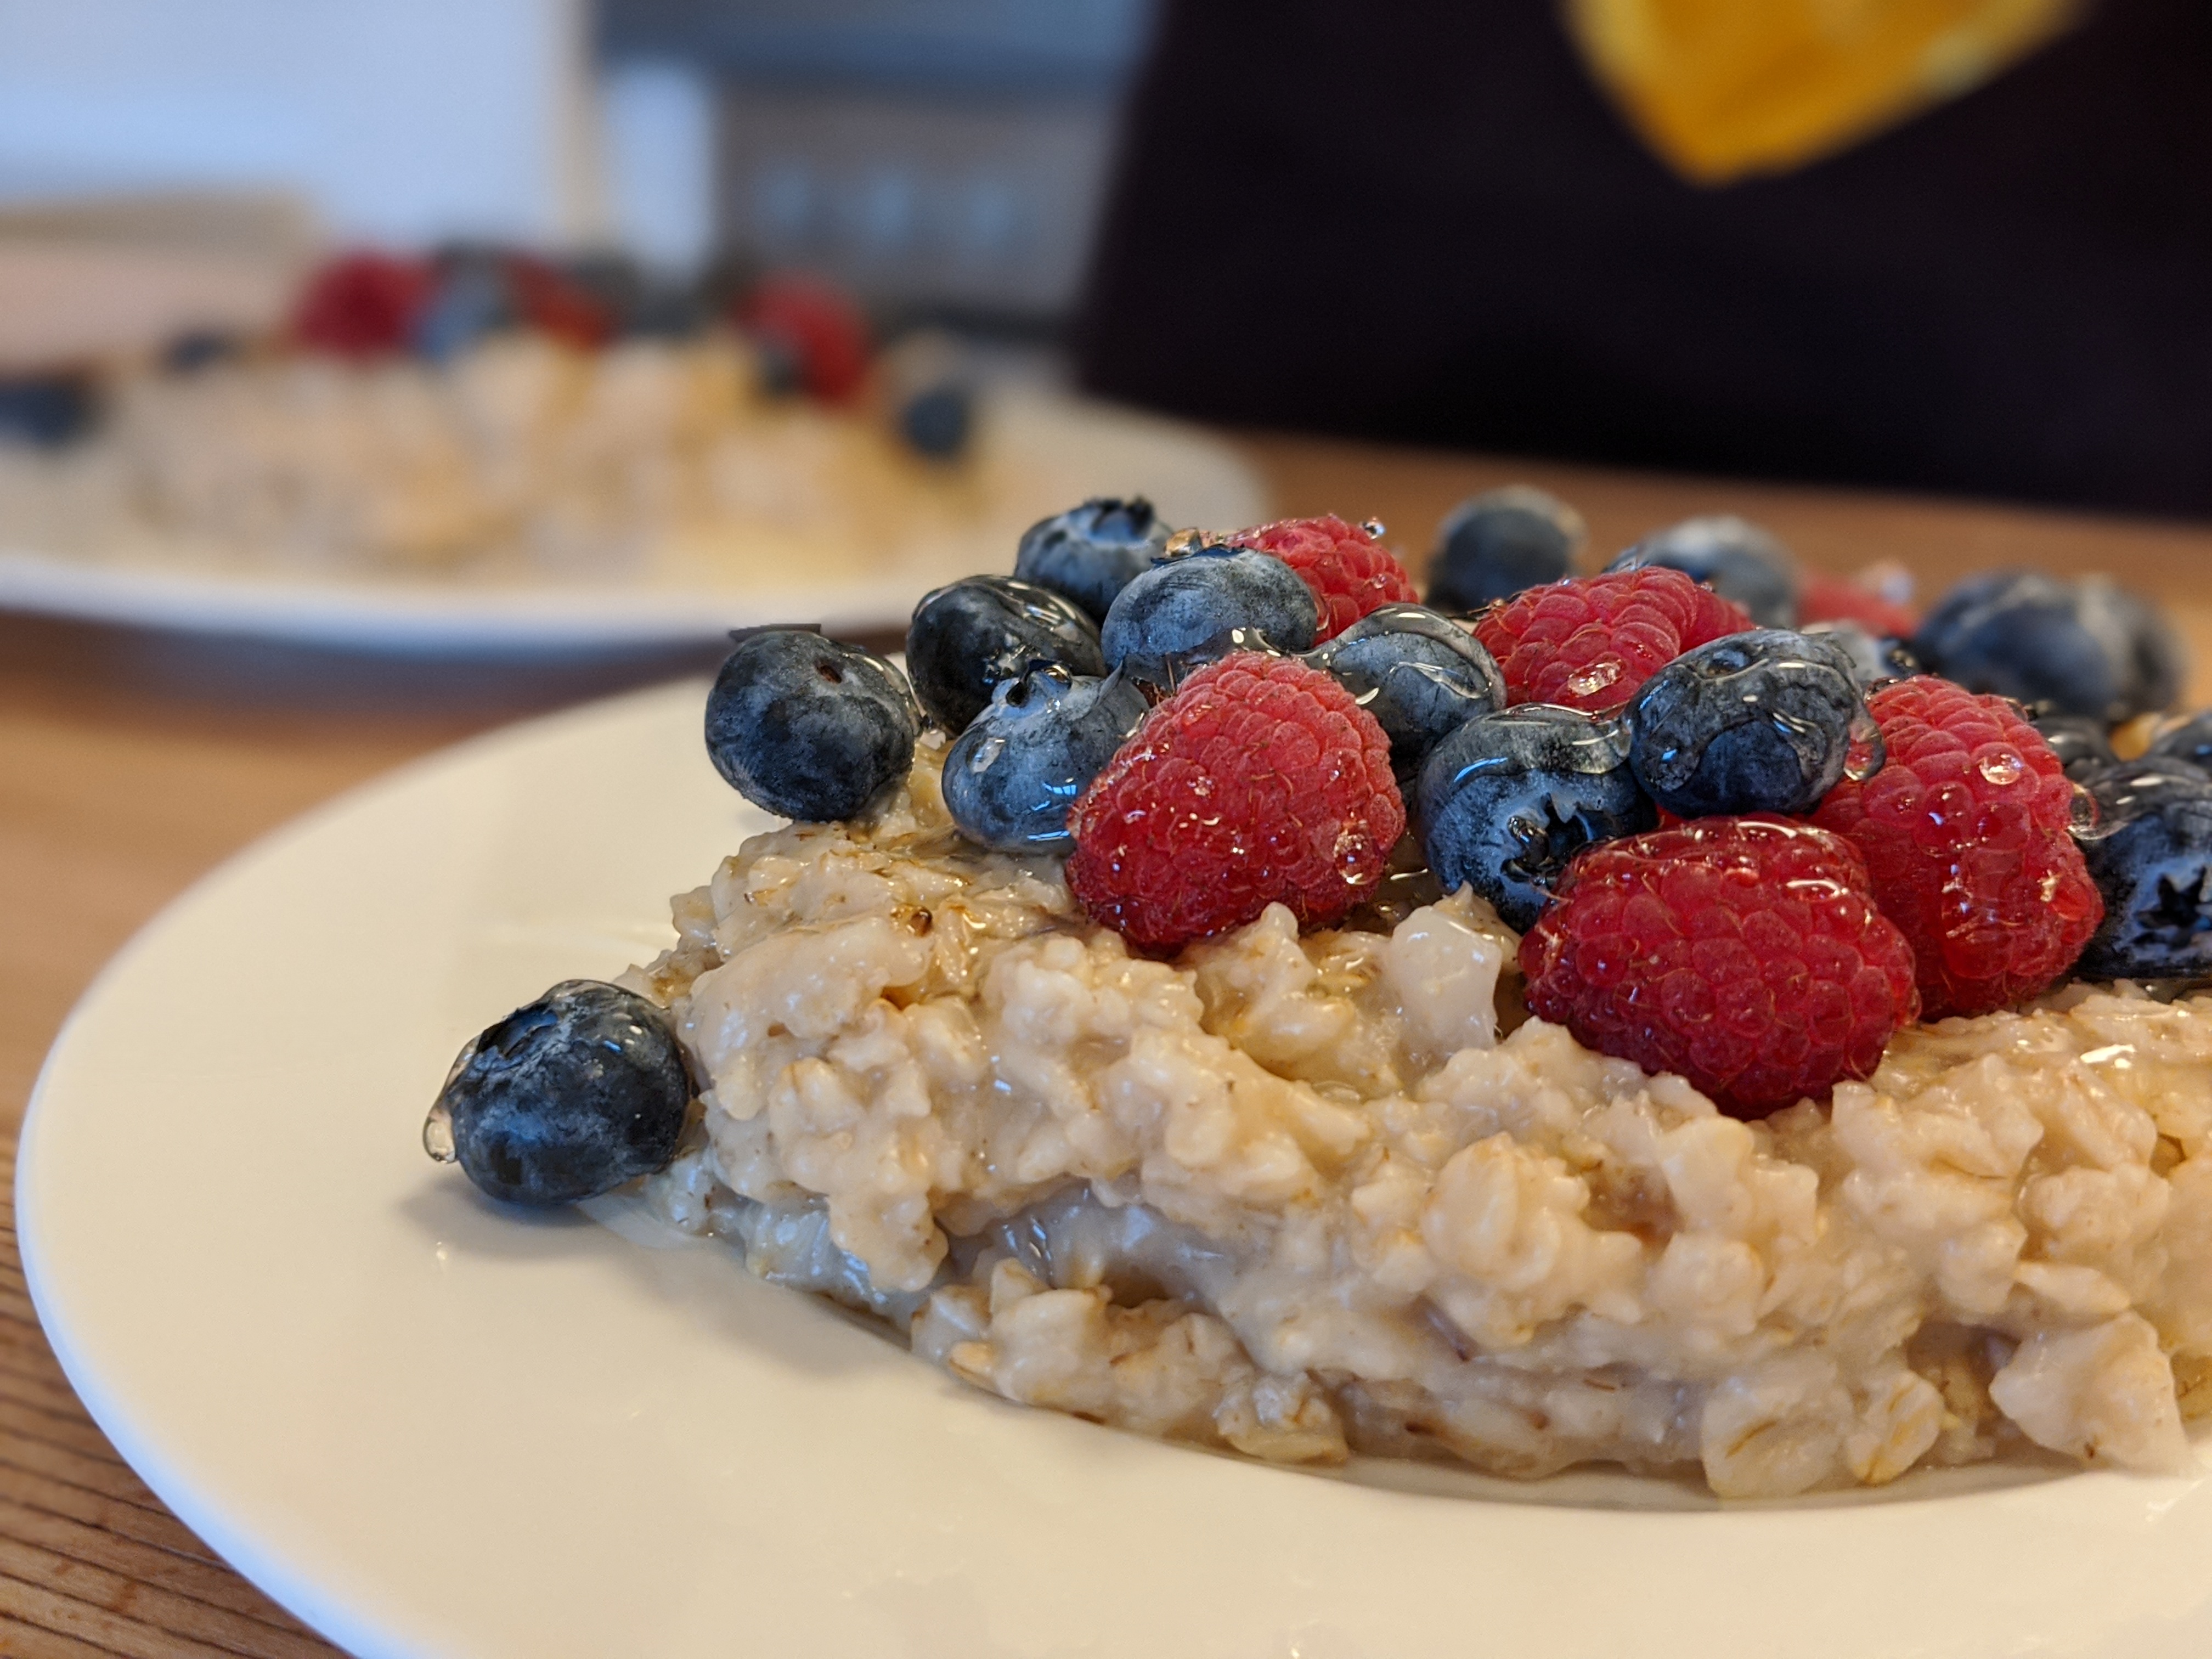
left=1520, top=817, right=1920, bottom=1118
left=1472, top=567, right=1751, bottom=712
left=1799, top=572, right=1920, bottom=640
left=735, top=274, right=872, bottom=402
left=1810, top=676, right=2101, bottom=1018
left=291, top=252, right=436, bottom=358
left=1066, top=653, right=1404, bottom=952
left=1227, top=514, right=1420, bottom=640
left=502, top=254, right=614, bottom=350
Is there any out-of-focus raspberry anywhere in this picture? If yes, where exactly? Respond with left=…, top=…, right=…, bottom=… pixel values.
left=1066, top=653, right=1404, bottom=952
left=501, top=255, right=615, bottom=350
left=1520, top=817, right=1920, bottom=1118
left=290, top=252, right=436, bottom=358
left=1799, top=572, right=1920, bottom=640
left=736, top=273, right=872, bottom=402
left=1472, top=567, right=1751, bottom=712
left=1227, top=514, right=1421, bottom=640
left=1810, top=676, right=2101, bottom=1018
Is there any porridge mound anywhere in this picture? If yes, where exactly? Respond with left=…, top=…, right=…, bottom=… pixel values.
left=621, top=744, right=2212, bottom=1499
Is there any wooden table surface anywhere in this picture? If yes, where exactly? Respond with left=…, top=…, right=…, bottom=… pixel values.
left=4, top=431, right=2212, bottom=1657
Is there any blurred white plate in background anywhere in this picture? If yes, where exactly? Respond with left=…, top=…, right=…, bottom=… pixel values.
left=0, top=386, right=1266, bottom=652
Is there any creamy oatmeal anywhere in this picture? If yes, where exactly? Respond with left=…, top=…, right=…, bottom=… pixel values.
left=618, top=741, right=2212, bottom=1499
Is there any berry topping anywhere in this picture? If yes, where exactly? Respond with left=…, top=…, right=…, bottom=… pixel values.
left=291, top=252, right=436, bottom=358
left=1607, top=515, right=1799, bottom=628
left=1305, top=603, right=1506, bottom=778
left=425, top=980, right=694, bottom=1205
left=1810, top=676, right=2102, bottom=1018
left=1520, top=818, right=1920, bottom=1118
left=1798, top=571, right=1920, bottom=641
left=1418, top=704, right=1655, bottom=930
left=1914, top=570, right=2185, bottom=723
left=1425, top=485, right=1585, bottom=612
left=1626, top=628, right=1871, bottom=818
left=1066, top=654, right=1403, bottom=952
left=2034, top=712, right=2121, bottom=782
left=705, top=630, right=921, bottom=821
left=1015, top=496, right=1171, bottom=622
left=1471, top=566, right=1753, bottom=713
left=906, top=575, right=1105, bottom=733
left=2144, top=711, right=2212, bottom=776
left=2076, top=766, right=2212, bottom=981
left=1099, top=543, right=1319, bottom=684
left=944, top=667, right=1149, bottom=851
left=1226, top=514, right=1420, bottom=640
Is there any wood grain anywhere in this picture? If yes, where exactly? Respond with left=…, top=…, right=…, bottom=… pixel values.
left=3, top=431, right=2211, bottom=1656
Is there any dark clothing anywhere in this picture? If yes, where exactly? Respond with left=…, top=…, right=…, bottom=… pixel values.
left=1076, top=0, right=2212, bottom=517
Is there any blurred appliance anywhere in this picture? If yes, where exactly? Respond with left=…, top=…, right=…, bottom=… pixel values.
left=598, top=0, right=1158, bottom=322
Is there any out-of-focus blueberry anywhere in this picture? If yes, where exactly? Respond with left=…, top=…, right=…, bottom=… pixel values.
left=2034, top=712, right=2121, bottom=783
left=943, top=667, right=1148, bottom=851
left=1014, top=496, right=1170, bottom=622
left=0, top=376, right=96, bottom=447
left=1914, top=570, right=2185, bottom=723
left=898, top=381, right=972, bottom=459
left=907, top=575, right=1105, bottom=733
left=1100, top=542, right=1318, bottom=685
left=2145, top=711, right=2212, bottom=776
left=2077, top=766, right=2212, bottom=981
left=1626, top=629, right=1870, bottom=818
left=425, top=979, right=693, bottom=1206
left=1425, top=486, right=1585, bottom=611
left=1800, top=620, right=1917, bottom=690
left=705, top=629, right=921, bottom=820
left=1609, top=514, right=1799, bottom=628
left=1417, top=705, right=1656, bottom=931
left=1307, top=603, right=1506, bottom=778
left=414, top=256, right=516, bottom=361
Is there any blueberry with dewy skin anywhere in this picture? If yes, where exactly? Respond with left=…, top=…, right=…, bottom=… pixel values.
left=2034, top=712, right=2120, bottom=783
left=1914, top=569, right=2185, bottom=723
left=1801, top=619, right=1917, bottom=691
left=425, top=980, right=694, bottom=1206
left=906, top=575, right=1105, bottom=733
left=1607, top=514, right=1799, bottom=628
left=1424, top=486, right=1585, bottom=612
left=2076, top=766, right=2212, bottom=982
left=1307, top=603, right=1506, bottom=778
left=1417, top=705, right=1656, bottom=932
left=1014, top=496, right=1171, bottom=622
left=705, top=629, right=921, bottom=821
left=1099, top=541, right=1318, bottom=684
left=1626, top=629, right=1871, bottom=818
left=944, top=666, right=1149, bottom=851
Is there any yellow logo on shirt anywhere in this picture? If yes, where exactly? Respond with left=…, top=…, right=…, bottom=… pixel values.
left=1563, top=0, right=2080, bottom=184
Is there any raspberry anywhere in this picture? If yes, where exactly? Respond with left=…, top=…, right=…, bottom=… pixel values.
left=735, top=274, right=871, bottom=402
left=1798, top=572, right=1920, bottom=640
left=1810, top=676, right=2102, bottom=1018
left=291, top=252, right=436, bottom=358
left=1520, top=817, right=1920, bottom=1118
left=1066, top=653, right=1404, bottom=952
left=1227, top=514, right=1419, bottom=640
left=1472, top=567, right=1751, bottom=712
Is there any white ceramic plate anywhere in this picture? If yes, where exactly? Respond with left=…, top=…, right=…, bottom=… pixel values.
left=20, top=681, right=2212, bottom=1659
left=0, top=388, right=1265, bottom=652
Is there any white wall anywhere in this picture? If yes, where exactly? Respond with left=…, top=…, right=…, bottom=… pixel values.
left=0, top=0, right=607, bottom=247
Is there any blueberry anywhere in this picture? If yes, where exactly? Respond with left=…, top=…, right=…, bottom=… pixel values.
left=1417, top=706, right=1656, bottom=932
left=2034, top=712, right=2121, bottom=783
left=1306, top=603, right=1506, bottom=778
left=1100, top=543, right=1319, bottom=684
left=1800, top=620, right=1917, bottom=690
left=414, top=250, right=515, bottom=362
left=1425, top=486, right=1585, bottom=612
left=944, top=667, right=1149, bottom=850
left=425, top=980, right=694, bottom=1206
left=1607, top=515, right=1798, bottom=628
left=2145, top=711, right=2212, bottom=776
left=906, top=576, right=1105, bottom=733
left=0, top=376, right=96, bottom=447
left=2076, top=767, right=2212, bottom=982
left=705, top=629, right=921, bottom=820
left=1914, top=571, right=2185, bottom=723
left=898, top=381, right=972, bottom=459
left=1014, top=497, right=1171, bottom=622
left=1625, top=629, right=1869, bottom=818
